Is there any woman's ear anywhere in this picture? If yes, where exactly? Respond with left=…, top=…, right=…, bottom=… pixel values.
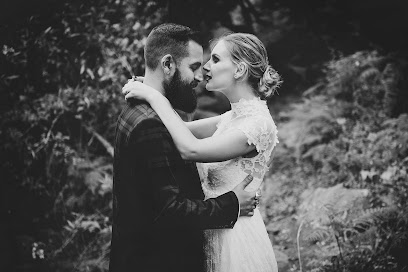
left=161, top=54, right=176, bottom=78
left=234, top=62, right=248, bottom=80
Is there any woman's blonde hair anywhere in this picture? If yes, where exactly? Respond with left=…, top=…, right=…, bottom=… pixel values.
left=214, top=33, right=282, bottom=99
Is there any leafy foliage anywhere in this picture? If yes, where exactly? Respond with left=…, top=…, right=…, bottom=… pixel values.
left=272, top=51, right=408, bottom=271
left=0, top=0, right=164, bottom=271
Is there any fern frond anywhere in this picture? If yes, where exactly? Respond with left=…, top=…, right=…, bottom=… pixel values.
left=359, top=67, right=380, bottom=83
left=351, top=226, right=377, bottom=247
left=322, top=202, right=336, bottom=213
left=353, top=207, right=386, bottom=232
left=356, top=207, right=385, bottom=220
left=307, top=228, right=331, bottom=244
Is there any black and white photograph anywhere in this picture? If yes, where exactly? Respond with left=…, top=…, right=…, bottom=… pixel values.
left=1, top=0, right=408, bottom=271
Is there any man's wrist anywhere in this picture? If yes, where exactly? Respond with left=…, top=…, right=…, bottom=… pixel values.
left=231, top=191, right=240, bottom=219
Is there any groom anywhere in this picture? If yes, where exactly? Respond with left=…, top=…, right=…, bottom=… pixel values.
left=109, top=23, right=258, bottom=272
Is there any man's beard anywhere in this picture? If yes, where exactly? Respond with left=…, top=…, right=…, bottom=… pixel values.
left=163, top=69, right=197, bottom=113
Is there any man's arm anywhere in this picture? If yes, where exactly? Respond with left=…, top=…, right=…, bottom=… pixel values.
left=131, top=117, right=243, bottom=230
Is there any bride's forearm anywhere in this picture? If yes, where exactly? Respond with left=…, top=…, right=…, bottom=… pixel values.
left=184, top=115, right=221, bottom=139
left=149, top=94, right=199, bottom=160
left=147, top=93, right=254, bottom=163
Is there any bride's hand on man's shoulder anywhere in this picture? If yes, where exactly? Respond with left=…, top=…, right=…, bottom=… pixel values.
left=122, top=76, right=142, bottom=95
left=122, top=77, right=155, bottom=102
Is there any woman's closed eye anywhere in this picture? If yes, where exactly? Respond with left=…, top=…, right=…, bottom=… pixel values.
left=212, top=55, right=219, bottom=63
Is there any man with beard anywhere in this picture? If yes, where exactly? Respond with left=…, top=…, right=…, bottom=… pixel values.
left=109, top=24, right=258, bottom=272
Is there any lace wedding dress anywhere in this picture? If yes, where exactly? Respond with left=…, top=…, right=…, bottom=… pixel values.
left=198, top=97, right=279, bottom=272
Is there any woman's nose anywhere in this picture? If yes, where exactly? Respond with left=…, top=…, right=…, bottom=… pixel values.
left=203, top=61, right=210, bottom=72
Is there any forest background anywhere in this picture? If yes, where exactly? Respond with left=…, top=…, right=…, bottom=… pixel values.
left=1, top=0, right=408, bottom=271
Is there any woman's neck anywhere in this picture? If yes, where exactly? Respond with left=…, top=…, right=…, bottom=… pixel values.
left=224, top=81, right=257, bottom=103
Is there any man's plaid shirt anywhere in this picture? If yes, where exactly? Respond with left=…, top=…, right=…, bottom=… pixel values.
left=109, top=100, right=238, bottom=272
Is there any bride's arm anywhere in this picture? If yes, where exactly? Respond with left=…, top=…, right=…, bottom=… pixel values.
left=151, top=94, right=254, bottom=162
left=123, top=78, right=221, bottom=139
left=184, top=115, right=222, bottom=139
left=123, top=82, right=255, bottom=162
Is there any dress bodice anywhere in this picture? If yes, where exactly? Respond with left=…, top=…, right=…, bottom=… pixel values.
left=198, top=97, right=279, bottom=199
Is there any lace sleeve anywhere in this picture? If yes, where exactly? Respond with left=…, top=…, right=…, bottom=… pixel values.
left=234, top=116, right=278, bottom=153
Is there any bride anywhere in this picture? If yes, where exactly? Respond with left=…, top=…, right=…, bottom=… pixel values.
left=123, top=33, right=281, bottom=272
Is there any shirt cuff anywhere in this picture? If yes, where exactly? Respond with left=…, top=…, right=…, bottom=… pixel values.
left=232, top=191, right=240, bottom=221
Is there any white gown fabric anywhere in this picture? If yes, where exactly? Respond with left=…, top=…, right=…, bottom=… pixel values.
left=198, top=97, right=279, bottom=272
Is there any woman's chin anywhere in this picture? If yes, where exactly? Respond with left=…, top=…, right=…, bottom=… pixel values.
left=205, top=83, right=226, bottom=94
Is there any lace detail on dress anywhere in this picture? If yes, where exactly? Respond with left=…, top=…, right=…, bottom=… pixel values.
left=235, top=115, right=277, bottom=179
left=199, top=96, right=279, bottom=199
left=230, top=97, right=269, bottom=116
left=226, top=97, right=278, bottom=179
left=200, top=97, right=279, bottom=272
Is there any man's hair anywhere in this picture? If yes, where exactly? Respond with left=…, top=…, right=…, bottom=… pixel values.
left=144, top=23, right=202, bottom=70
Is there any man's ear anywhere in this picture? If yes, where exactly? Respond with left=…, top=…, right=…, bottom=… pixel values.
left=234, top=62, right=248, bottom=80
left=161, top=54, right=176, bottom=78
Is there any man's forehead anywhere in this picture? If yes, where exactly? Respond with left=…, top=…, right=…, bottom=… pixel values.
left=185, top=40, right=203, bottom=64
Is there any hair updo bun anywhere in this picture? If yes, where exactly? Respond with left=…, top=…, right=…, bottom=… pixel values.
left=258, top=65, right=282, bottom=99
left=218, top=33, right=283, bottom=100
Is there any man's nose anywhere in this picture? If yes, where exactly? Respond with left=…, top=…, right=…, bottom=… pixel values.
left=195, top=71, right=203, bottom=82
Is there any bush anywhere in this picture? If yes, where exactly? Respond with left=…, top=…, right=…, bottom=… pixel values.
left=274, top=51, right=408, bottom=271
left=0, top=1, right=163, bottom=271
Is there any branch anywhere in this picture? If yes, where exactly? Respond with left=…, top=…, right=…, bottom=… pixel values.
left=241, top=0, right=265, bottom=25
left=296, top=219, right=305, bottom=272
left=33, top=113, right=63, bottom=155
left=83, top=126, right=114, bottom=157
left=238, top=0, right=254, bottom=31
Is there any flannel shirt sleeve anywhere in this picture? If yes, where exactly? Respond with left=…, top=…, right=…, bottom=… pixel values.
left=131, top=117, right=239, bottom=230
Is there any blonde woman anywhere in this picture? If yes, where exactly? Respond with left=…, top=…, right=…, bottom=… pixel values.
left=123, top=33, right=281, bottom=272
